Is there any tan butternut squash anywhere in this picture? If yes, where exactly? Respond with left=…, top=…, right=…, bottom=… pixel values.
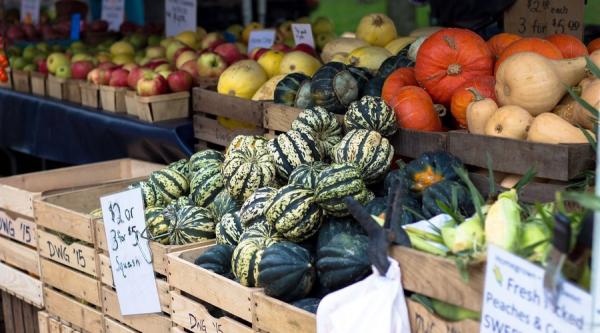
left=590, top=50, right=600, bottom=69
left=574, top=77, right=600, bottom=130
left=500, top=175, right=521, bottom=189
left=466, top=88, right=498, bottom=135
left=527, top=112, right=592, bottom=144
left=495, top=52, right=587, bottom=116
left=484, top=105, right=533, bottom=140
left=553, top=94, right=580, bottom=125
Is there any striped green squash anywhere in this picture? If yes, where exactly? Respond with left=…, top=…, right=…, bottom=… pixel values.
left=232, top=237, right=278, bottom=287
left=128, top=181, right=157, bottom=208
left=216, top=212, right=245, bottom=246
left=226, top=135, right=269, bottom=158
left=168, top=159, right=190, bottom=176
left=332, top=129, right=394, bottom=184
left=145, top=207, right=170, bottom=245
left=239, top=218, right=285, bottom=242
left=345, top=96, right=397, bottom=137
left=167, top=196, right=195, bottom=211
left=266, top=184, right=323, bottom=242
left=239, top=187, right=277, bottom=228
left=208, top=190, right=240, bottom=223
left=291, top=106, right=342, bottom=158
left=190, top=166, right=224, bottom=207
left=150, top=169, right=190, bottom=204
left=267, top=130, right=323, bottom=180
left=222, top=145, right=277, bottom=203
left=314, top=163, right=373, bottom=217
left=169, top=205, right=215, bottom=245
left=189, top=150, right=224, bottom=174
left=288, top=162, right=328, bottom=190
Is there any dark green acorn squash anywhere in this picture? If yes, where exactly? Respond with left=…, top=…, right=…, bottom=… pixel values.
left=377, top=54, right=414, bottom=78
left=291, top=298, right=321, bottom=314
left=310, top=62, right=359, bottom=114
left=316, top=232, right=370, bottom=291
left=316, top=217, right=365, bottom=253
left=421, top=180, right=474, bottom=219
left=363, top=75, right=386, bottom=97
left=347, top=66, right=372, bottom=97
left=194, top=244, right=235, bottom=277
left=258, top=241, right=316, bottom=301
left=232, top=223, right=283, bottom=286
left=404, top=152, right=463, bottom=193
left=365, top=196, right=388, bottom=219
left=274, top=73, right=312, bottom=107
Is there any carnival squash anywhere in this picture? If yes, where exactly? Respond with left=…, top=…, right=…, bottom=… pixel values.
left=415, top=28, right=494, bottom=105
left=487, top=33, right=521, bottom=59
left=388, top=86, right=442, bottom=131
left=466, top=89, right=498, bottom=135
left=495, top=52, right=587, bottom=115
left=381, top=67, right=417, bottom=105
left=528, top=112, right=592, bottom=144
left=450, top=76, right=496, bottom=128
left=494, top=38, right=563, bottom=73
left=484, top=105, right=533, bottom=140
left=546, top=34, right=588, bottom=58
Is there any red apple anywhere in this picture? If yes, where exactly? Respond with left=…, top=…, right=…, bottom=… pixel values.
left=250, top=47, right=269, bottom=61
left=127, top=67, right=153, bottom=90
left=37, top=58, right=49, bottom=75
left=293, top=43, right=317, bottom=57
left=122, top=63, right=138, bottom=71
left=173, top=47, right=194, bottom=63
left=167, top=70, right=193, bottom=92
left=71, top=60, right=95, bottom=80
left=196, top=52, right=227, bottom=78
left=214, top=43, right=243, bottom=65
left=200, top=32, right=225, bottom=50
left=98, top=62, right=118, bottom=70
left=144, top=59, right=169, bottom=70
left=175, top=50, right=198, bottom=69
left=272, top=44, right=292, bottom=53
left=87, top=68, right=111, bottom=85
left=179, top=60, right=200, bottom=84
left=109, top=69, right=130, bottom=87
left=137, top=72, right=169, bottom=96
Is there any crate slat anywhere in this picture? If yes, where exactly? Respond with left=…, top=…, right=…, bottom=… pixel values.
left=262, top=103, right=301, bottom=132
left=192, top=88, right=263, bottom=126
left=100, top=86, right=127, bottom=113
left=38, top=311, right=50, bottom=333
left=102, top=286, right=172, bottom=333
left=0, top=262, right=43, bottom=307
left=0, top=236, right=39, bottom=275
left=37, top=230, right=97, bottom=277
left=104, top=317, right=138, bottom=333
left=253, top=292, right=315, bottom=333
left=193, top=114, right=266, bottom=148
left=407, top=299, right=480, bottom=333
left=0, top=212, right=37, bottom=247
left=43, top=288, right=103, bottom=333
left=40, top=258, right=102, bottom=307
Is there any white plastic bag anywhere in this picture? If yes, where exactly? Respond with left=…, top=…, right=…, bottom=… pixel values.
left=316, top=258, right=411, bottom=333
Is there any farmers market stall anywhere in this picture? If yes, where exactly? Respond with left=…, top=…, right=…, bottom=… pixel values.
left=0, top=88, right=194, bottom=165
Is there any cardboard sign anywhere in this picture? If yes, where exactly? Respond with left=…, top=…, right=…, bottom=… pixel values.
left=480, top=245, right=592, bottom=333
left=101, top=0, right=125, bottom=32
left=20, top=0, right=41, bottom=24
left=165, top=0, right=197, bottom=37
left=248, top=30, right=276, bottom=54
left=100, top=188, right=161, bottom=316
left=504, top=0, right=584, bottom=38
left=292, top=23, right=315, bottom=48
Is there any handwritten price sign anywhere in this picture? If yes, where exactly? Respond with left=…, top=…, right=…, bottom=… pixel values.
left=101, top=0, right=125, bottom=32
left=20, top=0, right=41, bottom=24
left=504, top=0, right=584, bottom=38
left=292, top=24, right=315, bottom=48
left=165, top=0, right=197, bottom=37
left=248, top=30, right=276, bottom=54
left=100, top=188, right=161, bottom=315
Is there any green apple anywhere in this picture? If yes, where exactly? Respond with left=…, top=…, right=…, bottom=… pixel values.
left=160, top=37, right=175, bottom=49
left=112, top=54, right=134, bottom=65
left=110, top=41, right=135, bottom=56
left=46, top=52, right=70, bottom=74
left=166, top=40, right=186, bottom=62
left=36, top=42, right=49, bottom=53
left=11, top=57, right=27, bottom=70
left=148, top=35, right=162, bottom=47
left=54, top=65, right=72, bottom=79
left=22, top=45, right=37, bottom=61
left=22, top=64, right=36, bottom=72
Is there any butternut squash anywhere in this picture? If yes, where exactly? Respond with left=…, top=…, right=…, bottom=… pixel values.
left=500, top=175, right=521, bottom=189
left=590, top=50, right=600, bottom=69
left=466, top=88, right=498, bottom=135
left=553, top=94, right=580, bottom=125
left=495, top=52, right=587, bottom=116
left=574, top=77, right=600, bottom=130
left=527, top=112, right=592, bottom=144
left=484, top=105, right=533, bottom=140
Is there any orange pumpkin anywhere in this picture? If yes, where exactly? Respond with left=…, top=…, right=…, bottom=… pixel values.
left=487, top=33, right=521, bottom=59
left=389, top=86, right=443, bottom=132
left=450, top=75, right=496, bottom=128
left=495, top=37, right=563, bottom=72
left=588, top=38, right=600, bottom=54
left=415, top=28, right=493, bottom=106
left=381, top=67, right=417, bottom=106
left=546, top=34, right=588, bottom=58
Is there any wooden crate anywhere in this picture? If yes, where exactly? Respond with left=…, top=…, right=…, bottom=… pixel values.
left=47, top=75, right=67, bottom=100
left=167, top=245, right=259, bottom=322
left=39, top=258, right=102, bottom=307
left=0, top=68, right=13, bottom=89
left=0, top=262, right=43, bottom=307
left=124, top=90, right=138, bottom=118
left=66, top=79, right=82, bottom=104
left=197, top=77, right=218, bottom=91
left=80, top=82, right=100, bottom=109
left=102, top=286, right=172, bottom=333
left=38, top=311, right=50, bottom=333
left=43, top=287, right=103, bottom=333
left=136, top=91, right=190, bottom=123
left=2, top=291, right=41, bottom=333
left=104, top=317, right=138, bottom=333
left=12, top=70, right=31, bottom=93
left=31, top=72, right=47, bottom=96
left=469, top=172, right=570, bottom=203
left=100, top=86, right=127, bottom=113
left=448, top=130, right=594, bottom=181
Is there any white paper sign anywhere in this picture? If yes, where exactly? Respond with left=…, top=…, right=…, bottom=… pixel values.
left=292, top=23, right=315, bottom=48
left=247, top=30, right=276, bottom=54
left=100, top=188, right=161, bottom=316
left=481, top=245, right=592, bottom=333
left=20, top=0, right=41, bottom=24
left=165, top=0, right=197, bottom=37
left=101, top=0, right=125, bottom=32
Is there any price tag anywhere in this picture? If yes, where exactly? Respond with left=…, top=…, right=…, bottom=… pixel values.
left=100, top=188, right=161, bottom=316
left=247, top=30, right=276, bottom=54
left=292, top=23, right=315, bottom=48
left=20, top=0, right=41, bottom=24
left=101, top=0, right=125, bottom=32
left=480, top=245, right=592, bottom=333
left=165, top=0, right=197, bottom=37
left=504, top=0, right=584, bottom=38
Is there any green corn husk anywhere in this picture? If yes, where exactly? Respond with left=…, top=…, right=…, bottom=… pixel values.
left=484, top=189, right=521, bottom=253
left=442, top=214, right=485, bottom=254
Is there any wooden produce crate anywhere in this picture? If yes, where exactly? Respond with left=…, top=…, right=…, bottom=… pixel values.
left=80, top=82, right=101, bottom=109
left=448, top=130, right=594, bottom=181
left=137, top=91, right=190, bottom=123
left=43, top=287, right=103, bottom=333
left=469, top=172, right=570, bottom=203
left=12, top=69, right=31, bottom=93
left=47, top=75, right=67, bottom=100
left=31, top=72, right=47, bottom=96
left=197, top=77, right=218, bottom=91
left=168, top=246, right=254, bottom=332
left=252, top=292, right=479, bottom=333
left=100, top=85, right=127, bottom=113
left=0, top=68, right=13, bottom=89
left=1, top=290, right=40, bottom=333
left=193, top=88, right=265, bottom=149
left=66, top=79, right=82, bottom=105
left=124, top=90, right=138, bottom=118
left=39, top=311, right=84, bottom=333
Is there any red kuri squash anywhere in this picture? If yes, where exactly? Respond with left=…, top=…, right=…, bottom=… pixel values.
left=389, top=86, right=443, bottom=132
left=494, top=37, right=563, bottom=72
left=588, top=38, right=600, bottom=54
left=415, top=28, right=493, bottom=106
left=381, top=67, right=417, bottom=105
left=546, top=34, right=588, bottom=58
left=450, top=75, right=496, bottom=128
left=487, top=33, right=521, bottom=59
